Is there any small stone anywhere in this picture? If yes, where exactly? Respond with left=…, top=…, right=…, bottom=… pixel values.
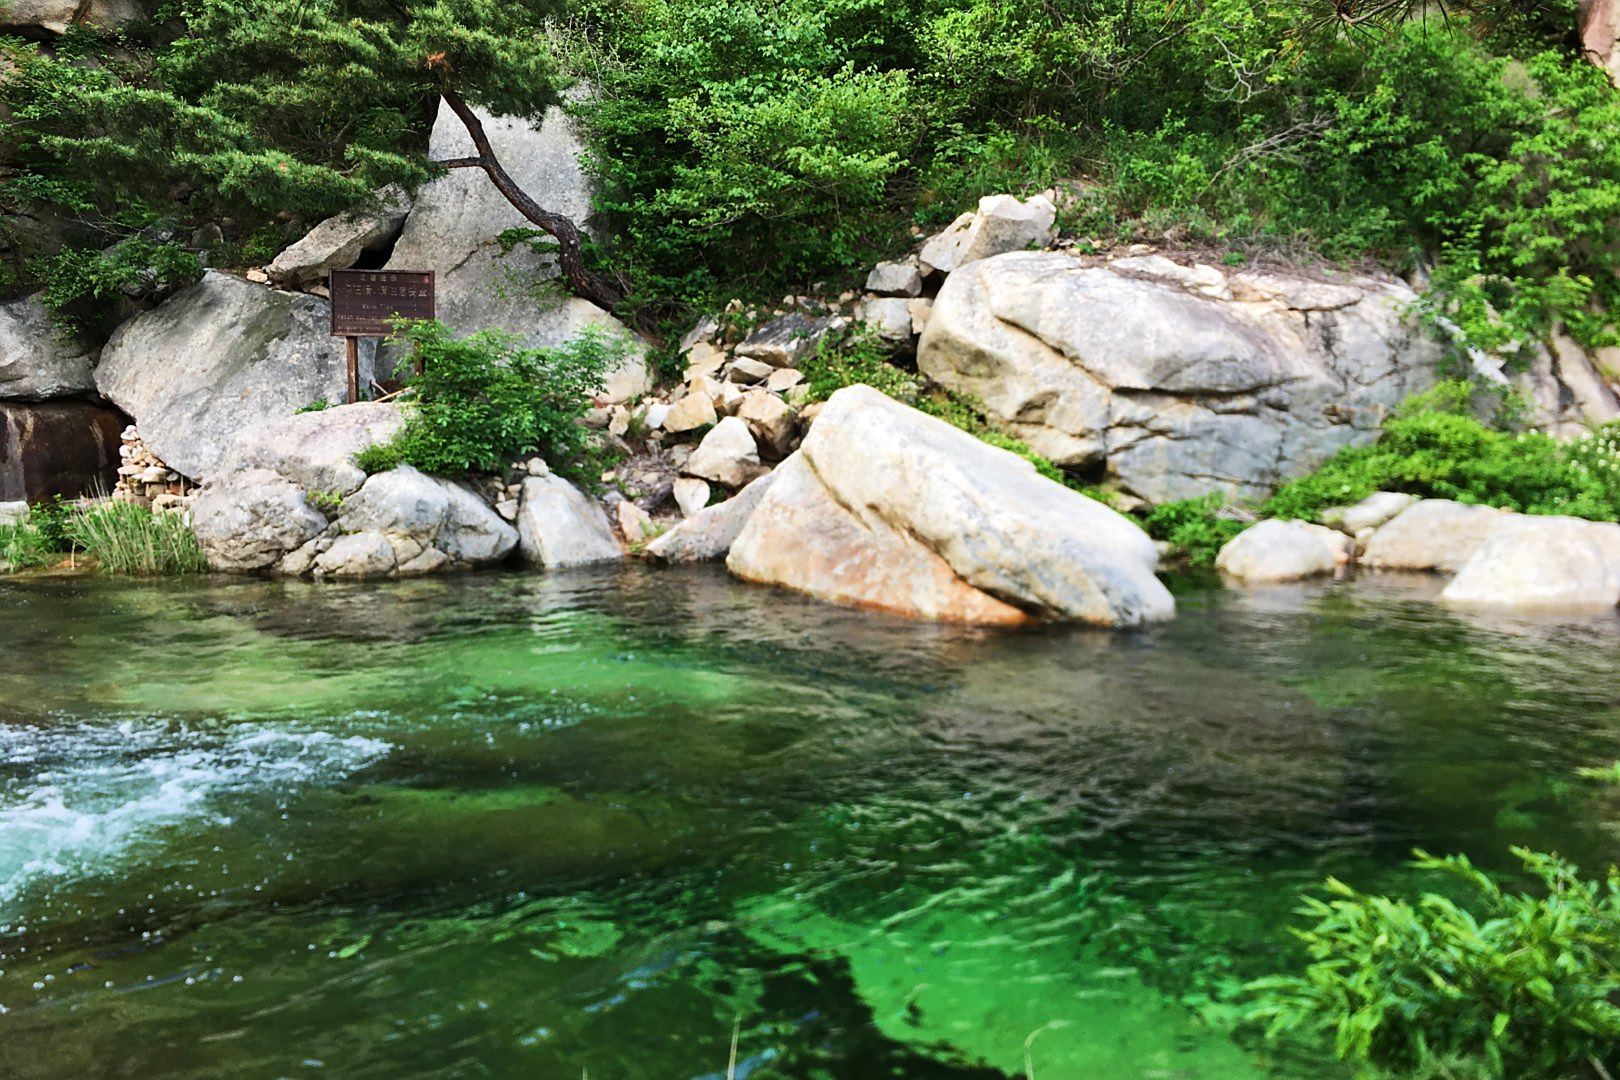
left=616, top=500, right=654, bottom=543
left=717, top=382, right=746, bottom=415
left=726, top=357, right=774, bottom=384
left=495, top=498, right=519, bottom=521
left=908, top=298, right=933, bottom=336
left=664, top=392, right=718, bottom=435
left=683, top=416, right=764, bottom=488
left=580, top=407, right=612, bottom=429
left=865, top=260, right=924, bottom=298
left=765, top=368, right=804, bottom=394
left=857, top=297, right=914, bottom=344
left=674, top=477, right=711, bottom=517
left=244, top=268, right=270, bottom=284
left=608, top=405, right=631, bottom=437
left=678, top=314, right=720, bottom=353
left=737, top=390, right=798, bottom=457
left=526, top=457, right=550, bottom=476
left=684, top=341, right=727, bottom=380
left=643, top=402, right=670, bottom=431
left=1215, top=519, right=1354, bottom=583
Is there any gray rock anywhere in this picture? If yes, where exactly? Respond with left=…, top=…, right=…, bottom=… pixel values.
left=1320, top=491, right=1419, bottom=536
left=664, top=392, right=717, bottom=434
left=645, top=471, right=777, bottom=563
left=734, top=313, right=844, bottom=368
left=383, top=98, right=649, bottom=403
left=516, top=474, right=621, bottom=568
left=193, top=468, right=328, bottom=572
left=266, top=186, right=412, bottom=287
left=737, top=390, right=797, bottom=457
left=1361, top=499, right=1512, bottom=573
left=918, top=251, right=1444, bottom=503
left=857, top=297, right=915, bottom=344
left=727, top=385, right=1172, bottom=627
left=1441, top=515, right=1620, bottom=610
left=2, top=0, right=146, bottom=34
left=684, top=416, right=762, bottom=488
left=725, top=356, right=774, bottom=384
left=314, top=530, right=398, bottom=579
left=0, top=294, right=97, bottom=400
left=440, top=481, right=519, bottom=564
left=865, top=260, right=923, bottom=297
left=95, top=271, right=366, bottom=480
left=918, top=193, right=1057, bottom=275
left=0, top=501, right=29, bottom=526
left=217, top=402, right=402, bottom=497
left=1215, top=519, right=1354, bottom=583
left=0, top=400, right=124, bottom=502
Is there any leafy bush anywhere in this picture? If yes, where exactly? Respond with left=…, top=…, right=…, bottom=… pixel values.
left=65, top=502, right=208, bottom=574
left=1143, top=494, right=1247, bottom=567
left=0, top=521, right=58, bottom=572
left=357, top=320, right=619, bottom=479
left=1265, top=382, right=1620, bottom=524
left=1247, top=847, right=1620, bottom=1079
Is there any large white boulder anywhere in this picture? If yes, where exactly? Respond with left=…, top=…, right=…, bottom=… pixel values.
left=383, top=99, right=649, bottom=403
left=0, top=294, right=97, bottom=401
left=216, top=401, right=402, bottom=497
left=267, top=186, right=412, bottom=287
left=727, top=385, right=1173, bottom=626
left=516, top=474, right=622, bottom=569
left=1361, top=499, right=1513, bottom=573
left=1441, top=515, right=1620, bottom=611
left=95, top=271, right=366, bottom=480
left=1215, top=519, right=1354, bottom=583
left=919, top=194, right=1057, bottom=275
left=918, top=251, right=1444, bottom=504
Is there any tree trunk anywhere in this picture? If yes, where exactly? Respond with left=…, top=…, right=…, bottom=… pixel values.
left=435, top=88, right=623, bottom=313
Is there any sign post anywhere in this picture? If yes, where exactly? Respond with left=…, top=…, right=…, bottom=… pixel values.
left=329, top=269, right=436, bottom=403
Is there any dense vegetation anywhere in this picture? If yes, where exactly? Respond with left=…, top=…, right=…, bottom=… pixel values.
left=0, top=498, right=206, bottom=574
left=1248, top=847, right=1620, bottom=1079
left=3, top=0, right=1616, bottom=353
left=356, top=320, right=618, bottom=479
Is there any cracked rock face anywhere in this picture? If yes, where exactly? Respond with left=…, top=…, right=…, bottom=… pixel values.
left=917, top=251, right=1445, bottom=504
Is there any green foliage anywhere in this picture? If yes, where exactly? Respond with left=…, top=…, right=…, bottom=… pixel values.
left=1143, top=495, right=1247, bottom=567
left=359, top=320, right=617, bottom=479
left=296, top=399, right=331, bottom=414
left=1247, top=847, right=1620, bottom=1079
left=0, top=0, right=572, bottom=324
left=1265, top=382, right=1620, bottom=524
left=306, top=489, right=346, bottom=514
left=1575, top=762, right=1620, bottom=786
left=0, top=521, right=58, bottom=572
left=32, top=236, right=201, bottom=334
left=64, top=502, right=208, bottom=574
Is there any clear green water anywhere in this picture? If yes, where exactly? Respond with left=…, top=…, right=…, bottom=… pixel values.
left=1, top=567, right=1617, bottom=1079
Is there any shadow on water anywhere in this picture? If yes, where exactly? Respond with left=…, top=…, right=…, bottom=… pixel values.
left=0, top=565, right=1617, bottom=1077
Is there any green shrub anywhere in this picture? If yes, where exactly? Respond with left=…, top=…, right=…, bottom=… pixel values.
left=358, top=320, right=619, bottom=480
left=1265, top=382, right=1620, bottom=524
left=66, top=502, right=207, bottom=575
left=1143, top=494, right=1246, bottom=567
left=0, top=521, right=59, bottom=572
left=1247, top=847, right=1620, bottom=1079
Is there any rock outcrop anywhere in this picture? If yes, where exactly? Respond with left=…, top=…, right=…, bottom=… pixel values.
left=919, top=251, right=1445, bottom=504
left=1582, top=0, right=1620, bottom=87
left=0, top=294, right=97, bottom=401
left=266, top=186, right=412, bottom=287
left=0, top=400, right=125, bottom=502
left=1215, top=519, right=1354, bottom=583
left=1441, top=515, right=1620, bottom=610
left=919, top=193, right=1058, bottom=276
left=383, top=99, right=649, bottom=403
left=1, top=0, right=146, bottom=35
left=727, top=385, right=1173, bottom=627
left=95, top=271, right=366, bottom=480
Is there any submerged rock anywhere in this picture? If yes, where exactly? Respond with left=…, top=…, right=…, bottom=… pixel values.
left=1215, top=519, right=1354, bottom=583
left=95, top=271, right=363, bottom=480
left=1360, top=499, right=1512, bottom=573
left=1442, top=516, right=1620, bottom=610
left=918, top=251, right=1442, bottom=503
left=727, top=384, right=1172, bottom=626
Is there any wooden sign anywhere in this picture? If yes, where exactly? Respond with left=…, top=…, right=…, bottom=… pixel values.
left=329, top=269, right=435, bottom=338
left=329, top=269, right=436, bottom=402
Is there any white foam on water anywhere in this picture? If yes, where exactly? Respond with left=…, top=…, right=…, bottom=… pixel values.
left=0, top=720, right=390, bottom=912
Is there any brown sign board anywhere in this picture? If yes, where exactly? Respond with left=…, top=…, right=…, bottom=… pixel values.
left=329, top=269, right=435, bottom=338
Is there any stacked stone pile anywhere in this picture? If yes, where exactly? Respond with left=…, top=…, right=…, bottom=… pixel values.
left=112, top=425, right=195, bottom=513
